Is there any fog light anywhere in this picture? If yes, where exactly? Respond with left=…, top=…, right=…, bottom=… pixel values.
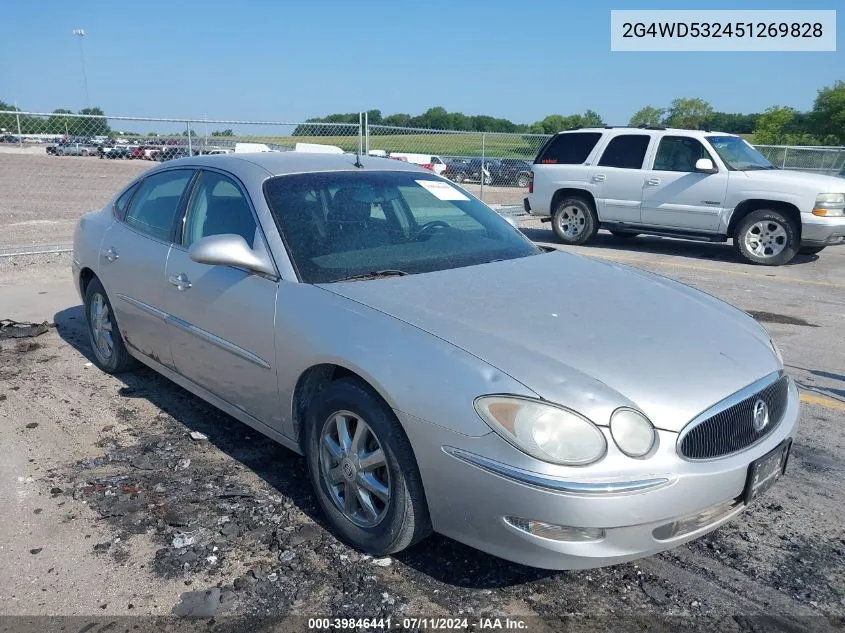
left=504, top=516, right=605, bottom=542
left=652, top=499, right=740, bottom=541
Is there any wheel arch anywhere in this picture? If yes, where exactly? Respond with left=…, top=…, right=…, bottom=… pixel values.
left=79, top=267, right=97, bottom=297
left=728, top=199, right=802, bottom=240
left=551, top=187, right=596, bottom=214
left=291, top=363, right=398, bottom=452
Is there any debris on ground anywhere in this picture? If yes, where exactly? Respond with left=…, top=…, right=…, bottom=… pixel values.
left=0, top=319, right=51, bottom=339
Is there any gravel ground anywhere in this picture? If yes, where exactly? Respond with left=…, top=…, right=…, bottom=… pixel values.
left=0, top=152, right=524, bottom=249
left=0, top=204, right=844, bottom=630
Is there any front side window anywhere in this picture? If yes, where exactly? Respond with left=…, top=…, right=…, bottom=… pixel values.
left=264, top=171, right=541, bottom=283
left=706, top=135, right=775, bottom=171
left=597, top=134, right=651, bottom=169
left=653, top=137, right=714, bottom=173
left=124, top=169, right=194, bottom=241
left=536, top=132, right=602, bottom=165
left=182, top=171, right=258, bottom=248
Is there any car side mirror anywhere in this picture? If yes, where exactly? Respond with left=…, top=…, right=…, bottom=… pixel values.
left=695, top=158, right=718, bottom=174
left=188, top=234, right=275, bottom=277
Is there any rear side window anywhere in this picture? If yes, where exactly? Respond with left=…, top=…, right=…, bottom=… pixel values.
left=114, top=182, right=139, bottom=220
left=598, top=135, right=651, bottom=169
left=124, top=169, right=194, bottom=241
left=535, top=132, right=602, bottom=165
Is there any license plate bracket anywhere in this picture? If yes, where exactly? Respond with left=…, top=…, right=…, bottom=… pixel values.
left=743, top=439, right=791, bottom=505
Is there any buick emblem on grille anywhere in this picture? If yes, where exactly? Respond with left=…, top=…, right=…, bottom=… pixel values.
left=752, top=399, right=770, bottom=432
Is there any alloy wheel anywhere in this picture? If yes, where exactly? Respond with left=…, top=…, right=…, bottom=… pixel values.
left=319, top=411, right=391, bottom=528
left=89, top=292, right=114, bottom=359
left=744, top=220, right=787, bottom=258
left=555, top=205, right=586, bottom=238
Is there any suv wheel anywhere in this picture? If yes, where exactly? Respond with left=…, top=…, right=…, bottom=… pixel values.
left=304, top=377, right=432, bottom=555
left=516, top=173, right=530, bottom=188
left=551, top=197, right=598, bottom=245
left=734, top=209, right=798, bottom=266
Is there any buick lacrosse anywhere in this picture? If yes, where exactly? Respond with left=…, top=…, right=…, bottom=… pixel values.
left=72, top=152, right=798, bottom=569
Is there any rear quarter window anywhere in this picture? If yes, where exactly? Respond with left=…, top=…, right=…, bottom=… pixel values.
left=535, top=132, right=603, bottom=165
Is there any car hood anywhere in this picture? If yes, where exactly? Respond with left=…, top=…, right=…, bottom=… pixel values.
left=741, top=169, right=845, bottom=192
left=320, top=251, right=780, bottom=432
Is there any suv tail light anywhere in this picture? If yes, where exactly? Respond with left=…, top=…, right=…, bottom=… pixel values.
left=528, top=171, right=534, bottom=194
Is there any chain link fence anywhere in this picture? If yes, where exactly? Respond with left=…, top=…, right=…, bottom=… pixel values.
left=755, top=145, right=845, bottom=176
left=2, top=110, right=844, bottom=249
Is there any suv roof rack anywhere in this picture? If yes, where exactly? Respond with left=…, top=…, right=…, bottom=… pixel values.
left=636, top=124, right=666, bottom=130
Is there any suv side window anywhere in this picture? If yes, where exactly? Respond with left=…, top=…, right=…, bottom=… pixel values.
left=653, top=136, right=715, bottom=172
left=597, top=134, right=651, bottom=169
left=182, top=171, right=258, bottom=249
left=124, top=169, right=194, bottom=241
left=536, top=132, right=602, bottom=165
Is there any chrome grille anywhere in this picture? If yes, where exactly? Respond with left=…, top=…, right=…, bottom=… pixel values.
left=679, top=376, right=789, bottom=460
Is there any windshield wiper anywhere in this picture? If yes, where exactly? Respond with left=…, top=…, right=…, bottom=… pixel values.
left=335, top=269, right=410, bottom=282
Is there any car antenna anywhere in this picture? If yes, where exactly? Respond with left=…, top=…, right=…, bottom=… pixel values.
left=353, top=149, right=364, bottom=168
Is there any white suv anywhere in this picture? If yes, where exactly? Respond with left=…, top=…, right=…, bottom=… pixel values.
left=525, top=127, right=845, bottom=265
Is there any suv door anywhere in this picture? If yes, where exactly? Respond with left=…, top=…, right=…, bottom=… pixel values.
left=641, top=135, right=729, bottom=231
left=163, top=169, right=282, bottom=427
left=97, top=168, right=195, bottom=368
left=588, top=133, right=653, bottom=223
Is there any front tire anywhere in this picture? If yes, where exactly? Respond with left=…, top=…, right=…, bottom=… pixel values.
left=304, top=377, right=431, bottom=556
left=551, top=196, right=598, bottom=245
left=734, top=209, right=798, bottom=266
left=799, top=246, right=825, bottom=255
left=84, top=278, right=136, bottom=373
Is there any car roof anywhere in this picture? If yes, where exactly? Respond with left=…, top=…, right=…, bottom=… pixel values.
left=162, top=151, right=429, bottom=178
left=557, top=127, right=735, bottom=138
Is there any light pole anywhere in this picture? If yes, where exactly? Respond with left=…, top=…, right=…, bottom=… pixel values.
left=72, top=29, right=90, bottom=108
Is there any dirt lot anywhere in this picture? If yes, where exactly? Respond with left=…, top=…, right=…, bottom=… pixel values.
left=1, top=153, right=845, bottom=630
left=0, top=151, right=524, bottom=249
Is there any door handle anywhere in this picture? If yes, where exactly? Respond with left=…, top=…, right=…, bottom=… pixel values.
left=592, top=174, right=606, bottom=182
left=646, top=178, right=661, bottom=186
left=168, top=273, right=192, bottom=291
left=102, top=247, right=119, bottom=262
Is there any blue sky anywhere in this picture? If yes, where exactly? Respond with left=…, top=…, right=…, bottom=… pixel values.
left=0, top=0, right=841, bottom=125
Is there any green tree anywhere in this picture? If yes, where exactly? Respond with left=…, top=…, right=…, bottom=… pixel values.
left=810, top=80, right=845, bottom=144
left=211, top=129, right=234, bottom=136
left=629, top=105, right=664, bottom=127
left=753, top=106, right=799, bottom=144
left=581, top=109, right=604, bottom=127
left=663, top=97, right=714, bottom=129
left=77, top=107, right=111, bottom=136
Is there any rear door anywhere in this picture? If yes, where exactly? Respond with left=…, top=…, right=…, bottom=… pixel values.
left=97, top=168, right=196, bottom=368
left=641, top=135, right=729, bottom=231
left=587, top=133, right=653, bottom=223
left=163, top=169, right=281, bottom=426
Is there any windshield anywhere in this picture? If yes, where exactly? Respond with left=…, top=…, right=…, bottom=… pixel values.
left=263, top=171, right=541, bottom=283
left=706, top=136, right=775, bottom=171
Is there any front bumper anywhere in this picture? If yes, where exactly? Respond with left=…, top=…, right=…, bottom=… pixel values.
left=398, top=378, right=800, bottom=570
left=801, top=214, right=845, bottom=246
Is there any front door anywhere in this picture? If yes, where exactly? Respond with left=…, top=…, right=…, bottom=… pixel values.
left=588, top=133, right=653, bottom=224
left=163, top=169, right=281, bottom=427
left=97, top=169, right=195, bottom=369
left=640, top=136, right=729, bottom=231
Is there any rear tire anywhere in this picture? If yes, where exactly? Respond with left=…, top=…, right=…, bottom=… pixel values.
left=84, top=278, right=137, bottom=373
left=799, top=246, right=825, bottom=255
left=551, top=196, right=598, bottom=245
left=453, top=172, right=465, bottom=183
left=516, top=173, right=530, bottom=188
left=304, top=377, right=431, bottom=556
left=734, top=209, right=798, bottom=266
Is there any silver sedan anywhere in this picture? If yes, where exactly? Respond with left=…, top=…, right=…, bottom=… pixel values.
left=72, top=152, right=799, bottom=569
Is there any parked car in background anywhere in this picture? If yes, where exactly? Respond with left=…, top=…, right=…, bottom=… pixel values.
left=444, top=158, right=498, bottom=185
left=157, top=146, right=200, bottom=162
left=498, top=159, right=533, bottom=188
left=54, top=142, right=94, bottom=157
left=72, top=152, right=798, bottom=570
left=99, top=144, right=133, bottom=159
left=0, top=134, right=20, bottom=144
left=389, top=153, right=447, bottom=174
left=526, top=127, right=845, bottom=265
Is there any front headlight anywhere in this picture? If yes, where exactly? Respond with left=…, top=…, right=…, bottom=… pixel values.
left=474, top=396, right=606, bottom=466
left=609, top=409, right=656, bottom=457
left=813, top=193, right=845, bottom=217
